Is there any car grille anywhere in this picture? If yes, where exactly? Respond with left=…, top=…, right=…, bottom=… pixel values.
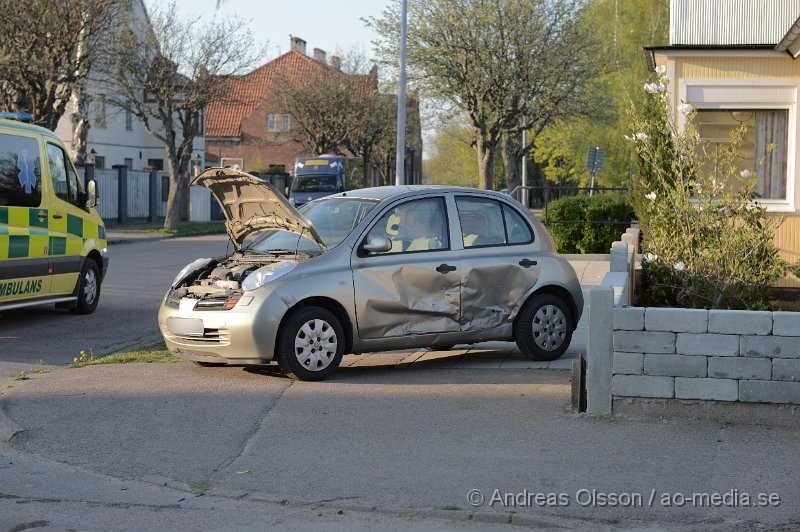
left=167, top=328, right=231, bottom=346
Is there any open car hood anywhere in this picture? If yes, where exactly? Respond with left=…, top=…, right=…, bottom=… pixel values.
left=192, top=167, right=325, bottom=250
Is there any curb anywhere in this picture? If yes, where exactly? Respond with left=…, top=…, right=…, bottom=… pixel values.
left=107, top=230, right=226, bottom=246
left=0, top=409, right=23, bottom=443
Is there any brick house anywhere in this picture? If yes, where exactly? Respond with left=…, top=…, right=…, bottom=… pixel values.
left=205, top=37, right=422, bottom=185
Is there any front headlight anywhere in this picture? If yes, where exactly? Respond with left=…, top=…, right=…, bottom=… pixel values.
left=241, top=261, right=297, bottom=291
left=172, top=258, right=213, bottom=288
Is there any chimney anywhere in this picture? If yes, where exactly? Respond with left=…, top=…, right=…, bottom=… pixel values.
left=331, top=55, right=341, bottom=70
left=313, top=48, right=327, bottom=64
left=290, top=36, right=306, bottom=54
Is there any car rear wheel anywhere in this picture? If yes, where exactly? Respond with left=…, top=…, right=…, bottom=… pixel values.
left=429, top=344, right=455, bottom=351
left=514, top=293, right=573, bottom=361
left=276, top=306, right=345, bottom=381
left=70, top=259, right=100, bottom=315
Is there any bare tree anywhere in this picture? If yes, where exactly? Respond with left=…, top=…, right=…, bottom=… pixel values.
left=0, top=0, right=122, bottom=132
left=368, top=0, right=596, bottom=190
left=105, top=2, right=264, bottom=230
left=273, top=55, right=380, bottom=156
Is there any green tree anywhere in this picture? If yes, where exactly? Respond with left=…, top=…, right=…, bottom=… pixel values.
left=368, top=0, right=594, bottom=191
left=532, top=0, right=670, bottom=189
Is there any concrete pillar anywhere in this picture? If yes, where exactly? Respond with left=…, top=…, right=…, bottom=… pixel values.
left=587, top=286, right=614, bottom=414
left=148, top=170, right=159, bottom=223
left=83, top=164, right=95, bottom=188
left=610, top=241, right=629, bottom=272
left=114, top=165, right=128, bottom=224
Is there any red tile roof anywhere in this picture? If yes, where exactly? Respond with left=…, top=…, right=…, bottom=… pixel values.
left=206, top=51, right=377, bottom=139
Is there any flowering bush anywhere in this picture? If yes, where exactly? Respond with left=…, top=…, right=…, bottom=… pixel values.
left=629, top=66, right=788, bottom=309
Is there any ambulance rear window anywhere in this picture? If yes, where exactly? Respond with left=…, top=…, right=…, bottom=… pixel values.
left=0, top=133, right=42, bottom=207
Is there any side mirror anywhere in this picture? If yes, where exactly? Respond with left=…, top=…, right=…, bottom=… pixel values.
left=86, top=179, right=99, bottom=209
left=363, top=236, right=392, bottom=254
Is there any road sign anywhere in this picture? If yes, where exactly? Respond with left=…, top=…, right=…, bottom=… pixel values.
left=586, top=146, right=605, bottom=172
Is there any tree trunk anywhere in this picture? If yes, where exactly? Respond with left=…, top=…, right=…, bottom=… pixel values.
left=501, top=132, right=521, bottom=194
left=474, top=133, right=495, bottom=190
left=163, top=151, right=188, bottom=231
left=70, top=90, right=90, bottom=165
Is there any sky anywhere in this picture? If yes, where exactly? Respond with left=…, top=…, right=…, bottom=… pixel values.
left=159, top=0, right=391, bottom=63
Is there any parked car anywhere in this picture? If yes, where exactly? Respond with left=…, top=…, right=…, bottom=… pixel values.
left=158, top=168, right=583, bottom=381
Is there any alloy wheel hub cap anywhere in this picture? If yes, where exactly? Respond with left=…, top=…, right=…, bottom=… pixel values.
left=531, top=304, right=567, bottom=351
left=295, top=319, right=337, bottom=371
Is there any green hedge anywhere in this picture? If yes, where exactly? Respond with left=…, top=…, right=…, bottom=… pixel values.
left=545, top=194, right=634, bottom=254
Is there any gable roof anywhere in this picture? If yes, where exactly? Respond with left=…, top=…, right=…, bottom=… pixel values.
left=670, top=0, right=800, bottom=46
left=206, top=50, right=377, bottom=139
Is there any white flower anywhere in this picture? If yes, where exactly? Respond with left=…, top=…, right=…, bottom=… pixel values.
left=655, top=65, right=667, bottom=76
left=635, top=132, right=648, bottom=142
left=643, top=83, right=660, bottom=94
left=645, top=253, right=658, bottom=262
left=673, top=261, right=686, bottom=272
left=645, top=191, right=656, bottom=201
left=658, top=83, right=666, bottom=92
left=678, top=103, right=693, bottom=116
left=624, top=134, right=633, bottom=141
left=740, top=169, right=752, bottom=179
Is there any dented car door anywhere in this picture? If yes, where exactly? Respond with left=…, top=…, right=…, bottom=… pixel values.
left=351, top=196, right=461, bottom=339
left=455, top=195, right=541, bottom=331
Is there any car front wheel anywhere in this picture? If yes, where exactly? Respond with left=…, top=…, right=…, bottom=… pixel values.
left=276, top=306, right=345, bottom=381
left=70, top=259, right=101, bottom=315
left=514, top=294, right=573, bottom=361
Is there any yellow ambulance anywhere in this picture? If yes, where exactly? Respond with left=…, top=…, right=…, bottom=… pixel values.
left=0, top=117, right=108, bottom=314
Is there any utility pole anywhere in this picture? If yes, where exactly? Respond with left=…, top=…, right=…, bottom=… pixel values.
left=521, top=130, right=528, bottom=207
left=395, top=0, right=408, bottom=186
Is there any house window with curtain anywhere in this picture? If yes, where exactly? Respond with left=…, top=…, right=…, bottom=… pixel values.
left=267, top=113, right=291, bottom=132
left=695, top=109, right=789, bottom=200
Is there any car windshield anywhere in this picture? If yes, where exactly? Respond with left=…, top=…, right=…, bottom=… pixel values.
left=292, top=174, right=337, bottom=193
left=246, top=197, right=378, bottom=254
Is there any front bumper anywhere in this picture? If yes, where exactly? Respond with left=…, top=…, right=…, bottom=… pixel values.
left=158, top=289, right=289, bottom=364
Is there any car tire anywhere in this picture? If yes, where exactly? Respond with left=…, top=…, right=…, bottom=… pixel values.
left=69, top=259, right=101, bottom=315
left=276, top=306, right=345, bottom=381
left=429, top=344, right=455, bottom=351
left=514, top=293, right=573, bottom=361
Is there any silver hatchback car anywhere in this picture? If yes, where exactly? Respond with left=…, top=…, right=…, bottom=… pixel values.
left=158, top=168, right=583, bottom=381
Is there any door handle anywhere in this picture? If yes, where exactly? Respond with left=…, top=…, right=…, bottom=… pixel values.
left=52, top=214, right=63, bottom=219
left=436, top=263, right=457, bottom=274
left=519, top=259, right=537, bottom=268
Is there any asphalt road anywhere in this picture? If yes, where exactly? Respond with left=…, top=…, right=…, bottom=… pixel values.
left=2, top=363, right=798, bottom=529
left=0, top=235, right=231, bottom=382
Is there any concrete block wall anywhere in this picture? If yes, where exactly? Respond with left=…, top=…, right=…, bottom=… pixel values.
left=609, top=307, right=800, bottom=405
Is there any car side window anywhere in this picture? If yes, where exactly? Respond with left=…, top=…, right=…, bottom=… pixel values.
left=0, top=133, right=42, bottom=207
left=502, top=204, right=534, bottom=244
left=365, top=197, right=449, bottom=253
left=456, top=196, right=534, bottom=247
left=456, top=197, right=506, bottom=247
left=47, top=143, right=81, bottom=206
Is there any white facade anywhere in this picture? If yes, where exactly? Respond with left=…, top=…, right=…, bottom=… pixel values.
left=670, top=0, right=800, bottom=45
left=55, top=0, right=205, bottom=172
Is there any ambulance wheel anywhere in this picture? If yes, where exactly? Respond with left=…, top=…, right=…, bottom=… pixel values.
left=70, top=259, right=101, bottom=315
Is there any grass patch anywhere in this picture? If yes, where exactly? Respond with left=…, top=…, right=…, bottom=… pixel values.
left=112, top=222, right=225, bottom=236
left=439, top=504, right=461, bottom=511
left=32, top=360, right=49, bottom=374
left=68, top=343, right=182, bottom=368
left=14, top=371, right=28, bottom=381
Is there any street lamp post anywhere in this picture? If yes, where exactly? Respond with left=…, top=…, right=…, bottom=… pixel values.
left=395, top=0, right=408, bottom=186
